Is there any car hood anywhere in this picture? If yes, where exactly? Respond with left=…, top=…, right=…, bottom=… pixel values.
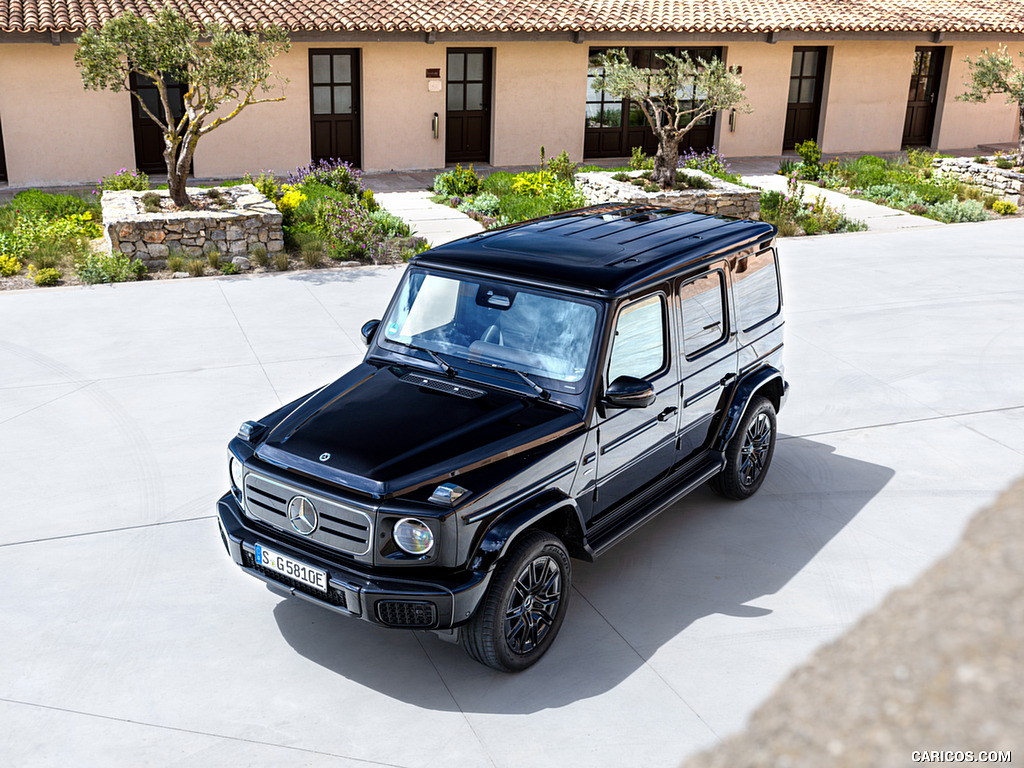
left=256, top=363, right=584, bottom=499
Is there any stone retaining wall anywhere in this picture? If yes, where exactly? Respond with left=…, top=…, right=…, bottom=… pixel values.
left=576, top=170, right=761, bottom=219
left=932, top=157, right=1024, bottom=205
left=102, top=185, right=284, bottom=270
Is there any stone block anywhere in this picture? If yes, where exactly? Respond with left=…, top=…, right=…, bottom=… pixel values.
left=226, top=226, right=245, bottom=241
left=119, top=242, right=135, bottom=254
left=143, top=230, right=166, bottom=243
left=267, top=240, right=284, bottom=253
left=147, top=243, right=169, bottom=258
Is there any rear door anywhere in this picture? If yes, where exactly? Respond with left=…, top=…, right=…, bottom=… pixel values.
left=590, top=289, right=680, bottom=521
left=674, top=264, right=738, bottom=462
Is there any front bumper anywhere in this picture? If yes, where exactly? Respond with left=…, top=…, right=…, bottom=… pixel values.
left=217, top=492, right=490, bottom=630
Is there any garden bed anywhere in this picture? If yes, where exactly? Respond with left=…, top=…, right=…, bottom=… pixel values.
left=576, top=169, right=761, bottom=219
left=931, top=157, right=1024, bottom=206
left=102, top=184, right=283, bottom=270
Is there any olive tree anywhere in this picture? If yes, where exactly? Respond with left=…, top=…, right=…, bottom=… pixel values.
left=596, top=49, right=749, bottom=187
left=958, top=46, right=1024, bottom=163
left=76, top=9, right=290, bottom=207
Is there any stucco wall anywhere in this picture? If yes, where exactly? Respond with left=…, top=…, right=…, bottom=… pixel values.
left=0, top=43, right=134, bottom=186
left=193, top=44, right=311, bottom=178
left=935, top=43, right=1020, bottom=150
left=819, top=41, right=914, bottom=154
left=491, top=42, right=588, bottom=165
left=717, top=42, right=793, bottom=157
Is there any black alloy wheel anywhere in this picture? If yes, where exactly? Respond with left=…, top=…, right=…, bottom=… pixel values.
left=711, top=396, right=777, bottom=500
left=461, top=530, right=572, bottom=672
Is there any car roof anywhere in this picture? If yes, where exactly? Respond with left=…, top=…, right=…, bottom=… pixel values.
left=412, top=204, right=777, bottom=297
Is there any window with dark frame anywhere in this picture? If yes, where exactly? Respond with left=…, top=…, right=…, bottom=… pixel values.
left=608, top=294, right=667, bottom=382
left=733, top=250, right=782, bottom=333
left=680, top=271, right=727, bottom=357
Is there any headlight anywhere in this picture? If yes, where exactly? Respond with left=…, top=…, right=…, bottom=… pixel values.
left=229, top=455, right=245, bottom=491
left=393, top=518, right=434, bottom=555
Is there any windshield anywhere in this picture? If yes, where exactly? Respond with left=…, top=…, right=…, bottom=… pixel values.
left=380, top=270, right=600, bottom=392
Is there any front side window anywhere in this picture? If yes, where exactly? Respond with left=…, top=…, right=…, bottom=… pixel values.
left=734, top=249, right=782, bottom=332
left=381, top=270, right=599, bottom=390
left=607, top=294, right=666, bottom=382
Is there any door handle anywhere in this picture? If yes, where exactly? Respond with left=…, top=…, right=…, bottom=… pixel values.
left=720, top=373, right=737, bottom=386
left=657, top=406, right=678, bottom=422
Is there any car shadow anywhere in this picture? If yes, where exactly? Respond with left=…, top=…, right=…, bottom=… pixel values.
left=271, top=434, right=893, bottom=713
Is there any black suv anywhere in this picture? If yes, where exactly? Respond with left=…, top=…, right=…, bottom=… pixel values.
left=218, top=205, right=787, bottom=671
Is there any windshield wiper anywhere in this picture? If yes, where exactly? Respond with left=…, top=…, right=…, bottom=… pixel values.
left=473, top=359, right=550, bottom=401
left=398, top=341, right=459, bottom=378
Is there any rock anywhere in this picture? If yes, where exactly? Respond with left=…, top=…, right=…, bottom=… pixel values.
left=267, top=240, right=284, bottom=253
left=232, top=256, right=251, bottom=270
left=142, top=230, right=166, bottom=243
left=172, top=271, right=190, bottom=279
left=336, top=261, right=361, bottom=268
left=119, top=242, right=135, bottom=254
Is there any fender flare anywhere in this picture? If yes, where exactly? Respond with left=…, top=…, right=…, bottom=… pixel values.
left=468, top=491, right=586, bottom=573
left=713, top=367, right=784, bottom=452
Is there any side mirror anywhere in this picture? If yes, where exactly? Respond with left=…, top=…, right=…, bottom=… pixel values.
left=604, top=376, right=656, bottom=409
left=360, top=319, right=381, bottom=346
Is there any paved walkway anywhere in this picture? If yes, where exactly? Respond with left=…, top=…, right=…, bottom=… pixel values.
left=374, top=190, right=484, bottom=246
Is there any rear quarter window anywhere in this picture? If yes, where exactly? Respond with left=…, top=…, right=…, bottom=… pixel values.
left=733, top=249, right=781, bottom=333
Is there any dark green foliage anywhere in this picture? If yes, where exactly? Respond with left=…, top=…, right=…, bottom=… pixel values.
left=10, top=190, right=92, bottom=219
left=481, top=172, right=517, bottom=197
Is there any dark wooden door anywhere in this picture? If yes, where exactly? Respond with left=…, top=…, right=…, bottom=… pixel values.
left=0, top=113, right=7, bottom=182
left=130, top=72, right=189, bottom=174
left=446, top=49, right=491, bottom=163
left=585, top=47, right=719, bottom=159
left=309, top=49, right=361, bottom=167
left=783, top=47, right=827, bottom=150
left=903, top=47, right=945, bottom=147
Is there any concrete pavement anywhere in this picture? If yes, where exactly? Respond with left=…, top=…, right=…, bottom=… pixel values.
left=375, top=190, right=484, bottom=246
left=2, top=219, right=1023, bottom=767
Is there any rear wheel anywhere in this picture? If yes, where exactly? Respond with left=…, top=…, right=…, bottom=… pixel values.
left=711, top=396, right=777, bottom=500
left=460, top=530, right=571, bottom=672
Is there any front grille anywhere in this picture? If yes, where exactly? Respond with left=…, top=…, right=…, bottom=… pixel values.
left=243, top=549, right=348, bottom=607
left=400, top=373, right=484, bottom=399
left=376, top=600, right=437, bottom=628
left=242, top=473, right=372, bottom=556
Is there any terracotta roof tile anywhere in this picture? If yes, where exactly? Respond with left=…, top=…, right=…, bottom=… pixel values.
left=2, top=0, right=1023, bottom=34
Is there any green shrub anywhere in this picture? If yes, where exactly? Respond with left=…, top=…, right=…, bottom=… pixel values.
left=778, top=158, right=800, bottom=177
left=548, top=150, right=578, bottom=181
left=629, top=146, right=654, bottom=171
left=10, top=190, right=92, bottom=219
left=142, top=192, right=163, bottom=213
left=679, top=148, right=740, bottom=183
left=98, top=168, right=149, bottom=192
left=433, top=164, right=481, bottom=197
left=0, top=253, right=21, bottom=276
left=995, top=158, right=1014, bottom=169
left=458, top=192, right=501, bottom=216
left=76, top=252, right=146, bottom=284
left=497, top=194, right=558, bottom=222
left=612, top=172, right=632, bottom=182
left=992, top=200, right=1018, bottom=215
left=926, top=199, right=990, bottom=223
left=32, top=267, right=62, bottom=286
left=207, top=250, right=221, bottom=270
left=481, top=171, right=517, bottom=197
left=250, top=245, right=269, bottom=268
left=167, top=254, right=186, bottom=273
left=368, top=209, right=413, bottom=238
left=288, top=159, right=364, bottom=196
left=220, top=262, right=240, bottom=275
left=272, top=251, right=289, bottom=271
left=245, top=170, right=281, bottom=201
left=185, top=258, right=206, bottom=277
left=797, top=215, right=822, bottom=235
left=512, top=171, right=558, bottom=196
left=361, top=189, right=378, bottom=211
left=676, top=172, right=713, bottom=190
left=302, top=248, right=323, bottom=268
left=973, top=156, right=989, bottom=164
left=795, top=140, right=822, bottom=180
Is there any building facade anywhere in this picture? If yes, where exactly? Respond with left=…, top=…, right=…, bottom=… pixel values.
left=0, top=1, right=1021, bottom=186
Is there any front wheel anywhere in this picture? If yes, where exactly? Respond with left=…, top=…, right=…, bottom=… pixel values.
left=460, top=530, right=571, bottom=672
left=711, top=396, right=777, bottom=500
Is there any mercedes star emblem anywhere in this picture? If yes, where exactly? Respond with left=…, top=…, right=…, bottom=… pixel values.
left=319, top=452, right=331, bottom=462
left=287, top=496, right=318, bottom=536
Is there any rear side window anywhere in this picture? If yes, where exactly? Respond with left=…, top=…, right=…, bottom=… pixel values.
left=608, top=294, right=666, bottom=381
left=680, top=271, right=727, bottom=357
left=734, top=249, right=781, bottom=332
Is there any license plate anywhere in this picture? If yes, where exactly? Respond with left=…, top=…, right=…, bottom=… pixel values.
left=254, top=543, right=328, bottom=593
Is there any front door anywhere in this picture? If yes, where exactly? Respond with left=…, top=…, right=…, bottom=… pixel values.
left=674, top=265, right=737, bottom=463
left=446, top=49, right=492, bottom=163
left=903, top=47, right=945, bottom=147
left=783, top=47, right=827, bottom=150
left=591, top=290, right=680, bottom=521
left=309, top=49, right=361, bottom=167
left=130, top=73, right=189, bottom=174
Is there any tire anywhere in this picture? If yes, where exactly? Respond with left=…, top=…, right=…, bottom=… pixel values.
left=711, top=396, right=777, bottom=500
left=460, top=530, right=572, bottom=672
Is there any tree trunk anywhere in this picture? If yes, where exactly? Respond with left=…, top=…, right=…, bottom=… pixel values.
left=652, top=134, right=680, bottom=188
